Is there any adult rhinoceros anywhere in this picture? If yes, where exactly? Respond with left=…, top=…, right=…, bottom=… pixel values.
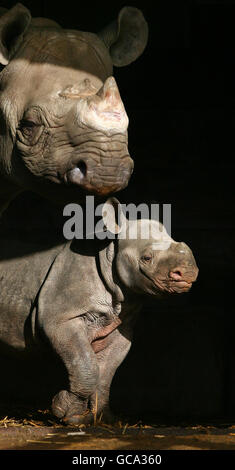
left=0, top=3, right=148, bottom=214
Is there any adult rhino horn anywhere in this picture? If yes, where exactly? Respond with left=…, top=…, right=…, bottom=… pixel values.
left=96, top=77, right=126, bottom=113
left=98, top=6, right=148, bottom=67
left=0, top=3, right=31, bottom=65
left=76, top=76, right=129, bottom=134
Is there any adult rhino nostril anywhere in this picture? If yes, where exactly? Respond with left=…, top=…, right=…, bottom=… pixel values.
left=66, top=161, right=87, bottom=185
left=76, top=161, right=87, bottom=177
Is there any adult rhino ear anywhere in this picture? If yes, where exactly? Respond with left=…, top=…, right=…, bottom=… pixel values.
left=98, top=6, right=148, bottom=67
left=0, top=3, right=31, bottom=66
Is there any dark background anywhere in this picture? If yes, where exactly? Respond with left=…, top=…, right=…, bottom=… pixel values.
left=1, top=0, right=235, bottom=421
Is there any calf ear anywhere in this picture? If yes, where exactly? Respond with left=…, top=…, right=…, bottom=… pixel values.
left=98, top=6, right=148, bottom=67
left=0, top=3, right=31, bottom=66
left=102, top=197, right=125, bottom=236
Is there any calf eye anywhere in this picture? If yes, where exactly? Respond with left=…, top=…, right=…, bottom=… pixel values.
left=141, top=255, right=152, bottom=262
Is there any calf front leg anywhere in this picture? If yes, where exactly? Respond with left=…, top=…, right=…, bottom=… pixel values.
left=90, top=326, right=132, bottom=423
left=44, top=317, right=99, bottom=424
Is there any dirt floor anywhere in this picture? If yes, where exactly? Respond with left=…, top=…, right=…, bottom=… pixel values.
left=1, top=407, right=235, bottom=450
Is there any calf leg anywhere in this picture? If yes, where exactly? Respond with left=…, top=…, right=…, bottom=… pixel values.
left=90, top=327, right=132, bottom=422
left=44, top=317, right=99, bottom=424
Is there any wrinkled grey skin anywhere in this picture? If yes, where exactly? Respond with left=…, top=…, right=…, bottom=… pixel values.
left=0, top=199, right=198, bottom=424
left=0, top=3, right=148, bottom=214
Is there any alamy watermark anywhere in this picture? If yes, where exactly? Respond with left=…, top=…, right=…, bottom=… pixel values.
left=63, top=196, right=171, bottom=240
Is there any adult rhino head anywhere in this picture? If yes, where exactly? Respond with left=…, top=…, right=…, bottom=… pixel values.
left=0, top=3, right=148, bottom=211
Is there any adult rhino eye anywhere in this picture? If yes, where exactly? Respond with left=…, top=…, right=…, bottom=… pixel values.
left=18, top=119, right=42, bottom=143
left=20, top=119, right=37, bottom=131
left=22, top=119, right=36, bottom=126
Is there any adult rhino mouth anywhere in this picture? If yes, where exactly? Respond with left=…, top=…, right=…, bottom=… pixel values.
left=64, top=154, right=133, bottom=196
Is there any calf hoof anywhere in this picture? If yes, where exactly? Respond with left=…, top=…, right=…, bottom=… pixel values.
left=63, top=410, right=94, bottom=425
left=101, top=408, right=116, bottom=424
left=52, top=390, right=87, bottom=420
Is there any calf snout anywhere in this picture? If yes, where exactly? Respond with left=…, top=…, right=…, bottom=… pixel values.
left=163, top=241, right=199, bottom=292
left=169, top=265, right=199, bottom=283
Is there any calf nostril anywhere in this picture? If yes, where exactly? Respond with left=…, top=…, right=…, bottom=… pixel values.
left=169, top=268, right=183, bottom=280
left=174, top=270, right=182, bottom=277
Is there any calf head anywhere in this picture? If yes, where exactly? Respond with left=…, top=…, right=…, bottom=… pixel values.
left=116, top=231, right=198, bottom=296
left=0, top=4, right=148, bottom=203
left=99, top=199, right=198, bottom=300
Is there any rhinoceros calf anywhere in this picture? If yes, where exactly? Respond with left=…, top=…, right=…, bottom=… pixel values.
left=0, top=199, right=198, bottom=423
left=0, top=3, right=148, bottom=214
